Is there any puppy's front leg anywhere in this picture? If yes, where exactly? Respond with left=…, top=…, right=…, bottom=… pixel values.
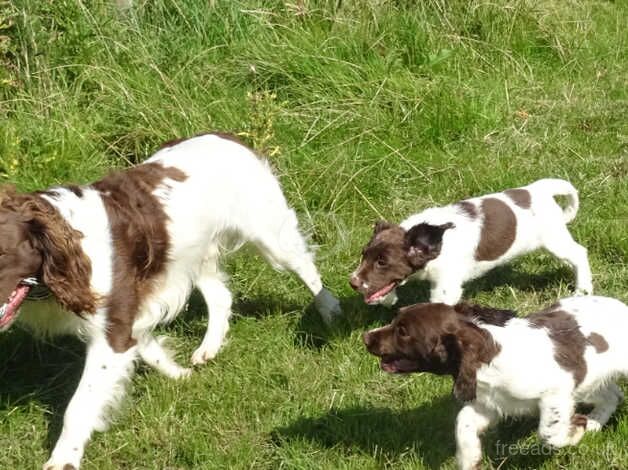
left=456, top=402, right=497, bottom=470
left=44, top=338, right=137, bottom=470
left=430, top=277, right=464, bottom=305
left=538, top=391, right=585, bottom=448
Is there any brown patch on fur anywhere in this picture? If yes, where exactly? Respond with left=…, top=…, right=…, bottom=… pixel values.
left=528, top=308, right=587, bottom=385
left=475, top=198, right=517, bottom=261
left=453, top=303, right=516, bottom=327
left=93, top=163, right=187, bottom=352
left=62, top=465, right=77, bottom=470
left=0, top=189, right=96, bottom=314
left=363, top=302, right=501, bottom=402
left=456, top=200, right=478, bottom=219
left=504, top=188, right=531, bottom=209
left=587, top=332, right=609, bottom=353
left=65, top=185, right=84, bottom=198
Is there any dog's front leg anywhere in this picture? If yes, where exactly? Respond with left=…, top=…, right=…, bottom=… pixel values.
left=430, top=277, right=464, bottom=305
left=538, top=391, right=585, bottom=448
left=44, top=338, right=137, bottom=470
left=455, top=402, right=496, bottom=470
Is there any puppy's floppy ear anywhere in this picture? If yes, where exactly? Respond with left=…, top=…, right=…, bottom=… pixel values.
left=373, top=220, right=394, bottom=235
left=405, top=222, right=454, bottom=268
left=451, top=319, right=495, bottom=402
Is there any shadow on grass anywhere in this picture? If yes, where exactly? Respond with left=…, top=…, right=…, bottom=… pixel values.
left=0, top=329, right=84, bottom=452
left=273, top=395, right=554, bottom=469
left=291, top=264, right=575, bottom=350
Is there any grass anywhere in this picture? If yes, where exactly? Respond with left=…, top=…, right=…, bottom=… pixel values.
left=0, top=0, right=626, bottom=468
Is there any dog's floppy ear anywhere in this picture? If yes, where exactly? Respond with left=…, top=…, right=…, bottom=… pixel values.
left=405, top=222, right=454, bottom=268
left=373, top=220, right=394, bottom=235
left=451, top=319, right=498, bottom=402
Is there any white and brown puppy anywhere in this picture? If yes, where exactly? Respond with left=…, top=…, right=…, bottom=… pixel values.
left=363, top=296, right=628, bottom=470
left=0, top=133, right=341, bottom=470
left=350, top=179, right=593, bottom=306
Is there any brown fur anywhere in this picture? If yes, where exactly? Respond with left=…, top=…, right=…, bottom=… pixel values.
left=475, top=198, right=516, bottom=261
left=0, top=188, right=96, bottom=314
left=587, top=332, right=609, bottom=353
left=350, top=221, right=453, bottom=300
left=504, top=188, right=531, bottom=209
left=456, top=200, right=478, bottom=219
left=528, top=308, right=587, bottom=385
left=453, top=303, right=516, bottom=327
left=93, top=163, right=187, bottom=352
left=363, top=302, right=501, bottom=402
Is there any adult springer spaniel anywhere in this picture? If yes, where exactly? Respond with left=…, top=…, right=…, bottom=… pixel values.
left=350, top=179, right=593, bottom=306
left=0, top=133, right=341, bottom=469
left=363, top=296, right=628, bottom=470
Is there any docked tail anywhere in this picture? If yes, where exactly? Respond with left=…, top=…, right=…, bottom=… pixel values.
left=528, top=178, right=579, bottom=223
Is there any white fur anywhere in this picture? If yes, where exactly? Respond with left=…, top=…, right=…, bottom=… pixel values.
left=382, top=178, right=593, bottom=305
left=456, top=295, right=627, bottom=470
left=17, top=134, right=340, bottom=469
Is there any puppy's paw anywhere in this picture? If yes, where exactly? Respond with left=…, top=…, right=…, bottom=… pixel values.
left=191, top=342, right=221, bottom=365
left=43, top=461, right=78, bottom=470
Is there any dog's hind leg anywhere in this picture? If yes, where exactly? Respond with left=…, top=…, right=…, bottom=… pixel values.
left=584, top=383, right=623, bottom=431
left=541, top=226, right=593, bottom=295
left=138, top=335, right=191, bottom=379
left=250, top=208, right=341, bottom=323
left=44, top=336, right=137, bottom=470
left=191, top=254, right=233, bottom=365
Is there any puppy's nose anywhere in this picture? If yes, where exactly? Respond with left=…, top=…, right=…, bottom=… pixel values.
left=349, top=275, right=361, bottom=291
left=362, top=331, right=373, bottom=348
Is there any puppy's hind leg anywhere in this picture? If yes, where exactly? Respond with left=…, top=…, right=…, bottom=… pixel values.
left=584, top=383, right=623, bottom=431
left=191, top=255, right=233, bottom=365
left=541, top=226, right=593, bottom=295
left=251, top=208, right=341, bottom=323
left=138, top=335, right=191, bottom=379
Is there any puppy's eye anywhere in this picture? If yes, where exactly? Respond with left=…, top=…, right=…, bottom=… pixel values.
left=375, top=257, right=387, bottom=268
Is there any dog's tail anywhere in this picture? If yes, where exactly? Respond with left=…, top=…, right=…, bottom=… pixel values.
left=528, top=178, right=579, bottom=223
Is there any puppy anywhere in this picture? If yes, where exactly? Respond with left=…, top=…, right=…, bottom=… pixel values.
left=363, top=296, right=628, bottom=469
left=0, top=132, right=341, bottom=469
left=350, top=179, right=593, bottom=305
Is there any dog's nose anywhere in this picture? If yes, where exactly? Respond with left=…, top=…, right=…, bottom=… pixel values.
left=362, top=331, right=373, bottom=348
left=349, top=275, right=361, bottom=291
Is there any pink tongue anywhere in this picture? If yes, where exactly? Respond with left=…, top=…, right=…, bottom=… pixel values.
left=367, top=283, right=395, bottom=302
left=0, top=284, right=31, bottom=328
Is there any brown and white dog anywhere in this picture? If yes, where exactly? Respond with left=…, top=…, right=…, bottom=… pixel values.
left=0, top=133, right=341, bottom=469
left=350, top=179, right=593, bottom=306
left=363, top=296, right=628, bottom=469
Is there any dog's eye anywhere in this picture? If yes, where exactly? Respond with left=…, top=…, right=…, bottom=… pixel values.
left=375, top=257, right=387, bottom=268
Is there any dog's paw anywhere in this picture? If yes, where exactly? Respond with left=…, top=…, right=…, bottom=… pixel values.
left=585, top=417, right=603, bottom=432
left=568, top=414, right=588, bottom=444
left=191, top=343, right=221, bottom=365
left=171, top=366, right=193, bottom=379
left=43, top=461, right=78, bottom=470
left=314, top=288, right=342, bottom=324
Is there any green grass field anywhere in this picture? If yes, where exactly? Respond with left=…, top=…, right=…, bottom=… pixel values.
left=1, top=1, right=626, bottom=468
